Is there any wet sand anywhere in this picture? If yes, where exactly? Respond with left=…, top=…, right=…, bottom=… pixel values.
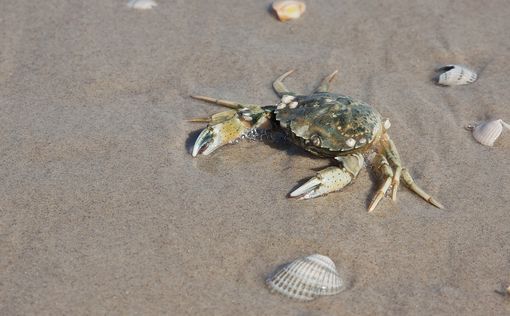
left=1, top=0, right=510, bottom=314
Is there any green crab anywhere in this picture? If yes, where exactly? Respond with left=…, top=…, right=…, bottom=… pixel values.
left=190, top=70, right=444, bottom=212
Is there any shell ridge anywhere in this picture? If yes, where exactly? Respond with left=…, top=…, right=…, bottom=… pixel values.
left=267, top=254, right=345, bottom=300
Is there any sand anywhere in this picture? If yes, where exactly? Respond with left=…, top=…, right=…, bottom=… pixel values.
left=1, top=0, right=510, bottom=315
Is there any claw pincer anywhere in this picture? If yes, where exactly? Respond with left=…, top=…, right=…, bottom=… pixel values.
left=192, top=111, right=247, bottom=156
left=290, top=154, right=364, bottom=199
left=190, top=98, right=273, bottom=157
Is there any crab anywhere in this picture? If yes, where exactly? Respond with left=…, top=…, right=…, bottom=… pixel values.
left=189, top=70, right=444, bottom=212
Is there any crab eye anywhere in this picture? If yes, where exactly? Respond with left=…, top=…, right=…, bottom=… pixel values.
left=310, top=134, right=321, bottom=147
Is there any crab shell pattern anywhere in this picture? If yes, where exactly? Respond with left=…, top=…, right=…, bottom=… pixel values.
left=275, top=93, right=381, bottom=157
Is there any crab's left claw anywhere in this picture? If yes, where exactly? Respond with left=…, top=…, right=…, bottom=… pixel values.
left=191, top=110, right=249, bottom=157
left=192, top=126, right=221, bottom=157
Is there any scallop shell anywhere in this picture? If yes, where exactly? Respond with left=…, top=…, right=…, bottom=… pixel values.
left=469, top=119, right=510, bottom=147
left=436, top=65, right=477, bottom=86
left=272, top=1, right=306, bottom=21
left=266, top=254, right=345, bottom=301
left=127, top=0, right=157, bottom=10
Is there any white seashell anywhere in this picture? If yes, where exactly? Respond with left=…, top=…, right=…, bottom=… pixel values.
left=436, top=65, right=477, bottom=86
left=469, top=119, right=510, bottom=147
left=267, top=254, right=345, bottom=301
left=272, top=1, right=306, bottom=22
left=127, top=0, right=157, bottom=10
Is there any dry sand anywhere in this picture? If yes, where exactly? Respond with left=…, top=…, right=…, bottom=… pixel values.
left=1, top=0, right=510, bottom=315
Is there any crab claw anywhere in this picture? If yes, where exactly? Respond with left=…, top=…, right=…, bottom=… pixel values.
left=192, top=126, right=219, bottom=156
left=289, top=166, right=355, bottom=199
left=290, top=154, right=364, bottom=199
left=191, top=110, right=249, bottom=157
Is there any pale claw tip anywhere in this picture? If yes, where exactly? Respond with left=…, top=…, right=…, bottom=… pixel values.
left=368, top=192, right=385, bottom=213
left=192, top=128, right=215, bottom=157
left=430, top=198, right=445, bottom=210
left=191, top=142, right=201, bottom=157
left=391, top=190, right=397, bottom=201
left=289, top=178, right=321, bottom=198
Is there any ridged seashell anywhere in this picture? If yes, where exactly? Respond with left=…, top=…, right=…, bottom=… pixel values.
left=436, top=65, right=477, bottom=86
left=272, top=1, right=306, bottom=22
left=127, top=0, right=157, bottom=10
left=468, top=119, right=510, bottom=147
left=266, top=254, right=345, bottom=301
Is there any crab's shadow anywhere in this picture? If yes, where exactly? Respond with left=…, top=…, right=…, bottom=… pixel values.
left=187, top=129, right=385, bottom=208
left=364, top=166, right=380, bottom=210
left=185, top=129, right=202, bottom=154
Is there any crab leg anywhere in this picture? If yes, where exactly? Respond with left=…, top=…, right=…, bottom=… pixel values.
left=290, top=154, right=364, bottom=199
left=380, top=134, right=402, bottom=201
left=191, top=95, right=245, bottom=109
left=273, top=69, right=296, bottom=97
left=368, top=154, right=394, bottom=212
left=380, top=133, right=444, bottom=209
left=190, top=95, right=271, bottom=157
left=401, top=168, right=445, bottom=209
left=314, top=70, right=339, bottom=93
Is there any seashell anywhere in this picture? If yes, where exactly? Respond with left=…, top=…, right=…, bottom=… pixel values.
left=127, top=0, right=157, bottom=10
left=436, top=65, right=477, bottom=86
left=468, top=119, right=510, bottom=147
left=272, top=1, right=306, bottom=22
left=266, top=254, right=345, bottom=301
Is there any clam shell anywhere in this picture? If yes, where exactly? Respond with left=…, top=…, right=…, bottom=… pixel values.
left=272, top=1, right=306, bottom=21
left=436, top=65, right=477, bottom=86
left=267, top=254, right=345, bottom=301
left=127, top=0, right=157, bottom=10
left=470, top=119, right=510, bottom=147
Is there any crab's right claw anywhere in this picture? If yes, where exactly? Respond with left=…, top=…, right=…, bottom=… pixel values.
left=191, top=111, right=248, bottom=157
left=289, top=166, right=355, bottom=199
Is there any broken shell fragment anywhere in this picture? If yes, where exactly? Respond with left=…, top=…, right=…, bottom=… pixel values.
left=272, top=1, right=306, bottom=22
left=436, top=65, right=477, bottom=86
left=266, top=254, right=345, bottom=301
left=127, top=0, right=157, bottom=10
left=468, top=119, right=510, bottom=147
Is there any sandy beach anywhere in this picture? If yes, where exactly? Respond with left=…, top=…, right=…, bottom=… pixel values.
left=1, top=0, right=510, bottom=314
